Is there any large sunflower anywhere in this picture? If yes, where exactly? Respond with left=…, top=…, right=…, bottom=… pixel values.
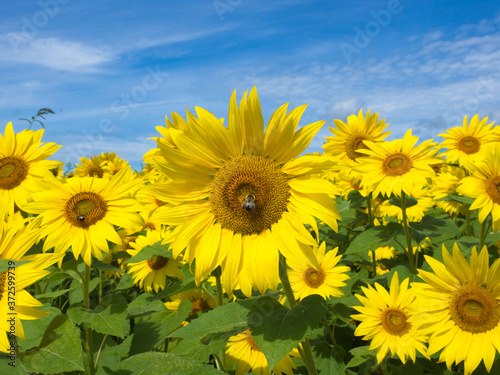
left=22, top=169, right=143, bottom=265
left=351, top=271, right=428, bottom=364
left=287, top=242, right=350, bottom=301
left=0, top=215, right=65, bottom=352
left=411, top=243, right=500, bottom=374
left=0, top=122, right=62, bottom=219
left=438, top=114, right=499, bottom=166
left=152, top=88, right=341, bottom=296
left=457, top=144, right=500, bottom=232
left=354, top=129, right=441, bottom=198
left=323, top=109, right=391, bottom=165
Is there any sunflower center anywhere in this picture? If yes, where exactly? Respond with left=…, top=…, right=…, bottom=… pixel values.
left=381, top=308, right=411, bottom=336
left=346, top=133, right=373, bottom=161
left=304, top=266, right=326, bottom=288
left=142, top=222, right=157, bottom=231
left=0, top=272, right=6, bottom=302
left=457, top=136, right=480, bottom=154
left=449, top=284, right=500, bottom=333
left=64, top=192, right=108, bottom=228
left=209, top=155, right=290, bottom=236
left=382, top=153, right=413, bottom=176
left=147, top=256, right=168, bottom=270
left=0, top=156, right=29, bottom=190
left=485, top=175, right=500, bottom=205
left=88, top=166, right=104, bottom=178
left=190, top=298, right=211, bottom=315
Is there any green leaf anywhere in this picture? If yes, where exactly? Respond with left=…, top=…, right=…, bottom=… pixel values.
left=21, top=315, right=84, bottom=373
left=92, top=259, right=125, bottom=272
left=0, top=354, right=25, bottom=375
left=127, top=293, right=166, bottom=317
left=67, top=294, right=130, bottom=338
left=249, top=295, right=327, bottom=370
left=130, top=299, right=191, bottom=355
left=346, top=345, right=376, bottom=368
left=18, top=305, right=61, bottom=351
left=33, top=288, right=71, bottom=300
left=171, top=332, right=233, bottom=362
left=125, top=241, right=172, bottom=264
left=168, top=300, right=251, bottom=340
left=118, top=352, right=224, bottom=375
left=344, top=226, right=389, bottom=258
left=446, top=194, right=474, bottom=205
left=0, top=259, right=31, bottom=272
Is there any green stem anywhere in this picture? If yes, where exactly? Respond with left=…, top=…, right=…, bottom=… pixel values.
left=94, top=334, right=108, bottom=369
left=322, top=316, right=337, bottom=346
left=466, top=207, right=471, bottom=236
left=214, top=266, right=224, bottom=307
left=479, top=218, right=490, bottom=251
left=366, top=193, right=374, bottom=227
left=370, top=249, right=377, bottom=278
left=83, top=264, right=96, bottom=375
left=279, top=255, right=317, bottom=375
left=98, top=269, right=103, bottom=304
left=400, top=193, right=416, bottom=274
left=380, top=356, right=390, bottom=375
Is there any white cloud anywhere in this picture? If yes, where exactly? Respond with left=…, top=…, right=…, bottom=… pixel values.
left=0, top=35, right=116, bottom=72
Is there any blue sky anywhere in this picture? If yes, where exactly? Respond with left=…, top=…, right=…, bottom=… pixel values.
left=1, top=0, right=499, bottom=170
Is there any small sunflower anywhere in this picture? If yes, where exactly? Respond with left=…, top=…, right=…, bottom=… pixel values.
left=152, top=88, right=341, bottom=296
left=352, top=271, right=428, bottom=364
left=457, top=144, right=500, bottom=231
left=323, top=109, right=391, bottom=165
left=438, top=114, right=499, bottom=166
left=0, top=216, right=65, bottom=352
left=287, top=242, right=350, bottom=301
left=379, top=188, right=434, bottom=222
left=429, top=165, right=468, bottom=217
left=0, top=122, right=62, bottom=219
left=23, top=169, right=143, bottom=265
left=411, top=243, right=500, bottom=374
left=225, top=329, right=298, bottom=375
left=127, top=229, right=184, bottom=292
left=164, top=290, right=215, bottom=316
left=354, top=129, right=441, bottom=198
left=74, top=155, right=109, bottom=178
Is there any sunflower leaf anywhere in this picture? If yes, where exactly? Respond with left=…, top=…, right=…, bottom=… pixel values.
left=0, top=259, right=31, bottom=272
left=21, top=315, right=85, bottom=373
left=124, top=241, right=173, bottom=264
left=249, top=295, right=328, bottom=370
left=118, top=352, right=224, bottom=375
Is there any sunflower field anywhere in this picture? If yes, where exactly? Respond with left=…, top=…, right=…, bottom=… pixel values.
left=1, top=87, right=500, bottom=375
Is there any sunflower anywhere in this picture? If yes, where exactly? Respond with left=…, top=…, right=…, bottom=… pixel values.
left=429, top=164, right=468, bottom=217
left=164, top=290, right=215, bottom=316
left=351, top=271, right=428, bottom=364
left=411, top=243, right=500, bottom=374
left=378, top=187, right=434, bottom=222
left=354, top=129, right=441, bottom=198
left=457, top=144, right=500, bottom=232
left=74, top=155, right=109, bottom=178
left=0, top=216, right=65, bottom=352
left=22, top=169, right=143, bottom=265
left=152, top=88, right=341, bottom=296
left=225, top=329, right=298, bottom=375
left=287, top=242, right=350, bottom=300
left=323, top=109, right=391, bottom=165
left=438, top=114, right=499, bottom=166
left=0, top=122, right=62, bottom=220
left=126, top=229, right=184, bottom=292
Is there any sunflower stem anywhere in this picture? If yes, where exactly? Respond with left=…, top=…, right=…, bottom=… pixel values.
left=213, top=266, right=224, bottom=307
left=400, top=193, right=416, bottom=274
left=83, top=263, right=96, bottom=375
left=279, top=255, right=317, bottom=375
left=380, top=356, right=390, bottom=375
left=370, top=249, right=377, bottom=278
left=322, top=316, right=337, bottom=346
left=466, top=207, right=471, bottom=236
left=479, top=218, right=490, bottom=250
left=366, top=193, right=374, bottom=227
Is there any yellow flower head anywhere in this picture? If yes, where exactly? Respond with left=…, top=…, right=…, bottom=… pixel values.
left=323, top=109, right=391, bottom=165
left=164, top=290, right=215, bottom=316
left=354, top=129, right=441, bottom=198
left=23, top=169, right=143, bottom=265
left=411, top=243, right=500, bottom=374
left=0, top=216, right=65, bottom=352
left=74, top=155, right=108, bottom=178
left=457, top=143, right=500, bottom=231
left=151, top=88, right=341, bottom=297
left=225, top=329, right=298, bottom=375
left=287, top=242, right=350, bottom=301
left=0, top=122, right=62, bottom=219
left=352, top=272, right=428, bottom=364
left=438, top=114, right=499, bottom=166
